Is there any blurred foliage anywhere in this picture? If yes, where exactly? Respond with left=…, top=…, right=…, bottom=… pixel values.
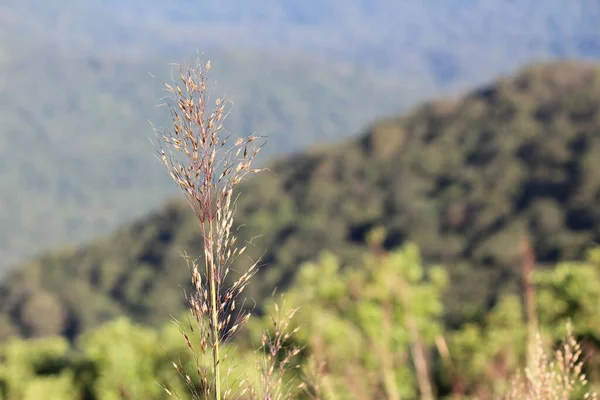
left=253, top=243, right=448, bottom=399
left=446, top=294, right=527, bottom=397
left=535, top=249, right=600, bottom=383
left=1, top=61, right=600, bottom=341
left=0, top=244, right=598, bottom=399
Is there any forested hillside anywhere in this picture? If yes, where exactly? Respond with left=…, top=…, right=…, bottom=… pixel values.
left=2, top=0, right=600, bottom=274
left=1, top=61, right=599, bottom=341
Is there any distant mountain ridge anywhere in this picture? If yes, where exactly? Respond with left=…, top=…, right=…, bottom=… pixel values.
left=4, top=0, right=600, bottom=76
left=1, top=60, right=599, bottom=341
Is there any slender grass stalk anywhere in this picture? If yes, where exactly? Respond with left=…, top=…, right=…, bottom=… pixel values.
left=206, top=224, right=221, bottom=400
left=154, top=56, right=265, bottom=399
left=257, top=299, right=302, bottom=400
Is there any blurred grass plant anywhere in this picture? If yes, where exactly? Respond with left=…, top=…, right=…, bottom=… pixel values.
left=504, top=322, right=598, bottom=400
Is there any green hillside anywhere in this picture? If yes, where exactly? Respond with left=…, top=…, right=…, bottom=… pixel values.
left=3, top=0, right=600, bottom=279
left=0, top=38, right=410, bottom=274
left=1, top=61, right=599, bottom=341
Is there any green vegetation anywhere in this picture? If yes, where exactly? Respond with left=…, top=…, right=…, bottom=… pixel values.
left=1, top=58, right=600, bottom=399
left=2, top=2, right=600, bottom=396
left=2, top=61, right=599, bottom=341
left=0, top=243, right=598, bottom=398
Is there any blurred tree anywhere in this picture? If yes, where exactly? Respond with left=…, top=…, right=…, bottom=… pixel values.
left=535, top=247, right=600, bottom=383
left=254, top=240, right=448, bottom=400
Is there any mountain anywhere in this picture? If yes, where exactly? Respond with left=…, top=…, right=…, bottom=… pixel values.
left=1, top=61, right=599, bottom=341
left=3, top=0, right=600, bottom=77
left=2, top=0, right=600, bottom=278
left=0, top=39, right=411, bottom=274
